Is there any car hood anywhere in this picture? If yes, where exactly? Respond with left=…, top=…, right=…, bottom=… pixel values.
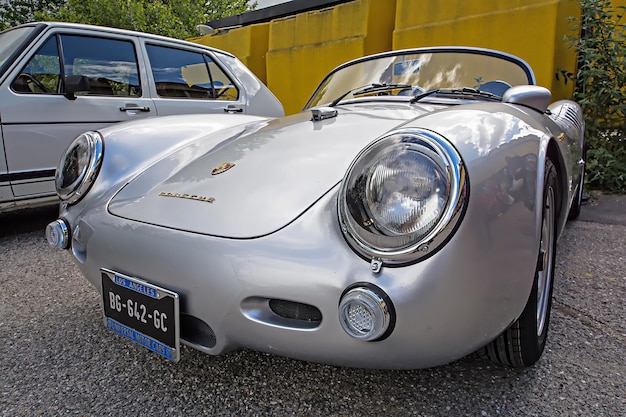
left=108, top=104, right=431, bottom=238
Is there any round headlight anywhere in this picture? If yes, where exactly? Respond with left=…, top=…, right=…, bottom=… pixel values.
left=55, top=131, right=103, bottom=205
left=339, top=128, right=467, bottom=265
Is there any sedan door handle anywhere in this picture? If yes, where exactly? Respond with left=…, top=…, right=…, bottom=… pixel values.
left=120, top=105, right=150, bottom=112
left=224, top=105, right=243, bottom=113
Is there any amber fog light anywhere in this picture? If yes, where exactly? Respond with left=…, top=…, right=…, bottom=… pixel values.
left=339, top=286, right=394, bottom=341
left=46, top=219, right=70, bottom=249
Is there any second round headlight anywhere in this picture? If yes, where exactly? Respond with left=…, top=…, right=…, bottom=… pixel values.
left=55, top=131, right=103, bottom=205
left=339, top=128, right=467, bottom=265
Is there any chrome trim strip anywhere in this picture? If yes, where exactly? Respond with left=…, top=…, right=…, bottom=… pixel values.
left=0, top=169, right=55, bottom=182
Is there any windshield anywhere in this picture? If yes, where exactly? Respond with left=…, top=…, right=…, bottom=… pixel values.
left=0, top=25, right=39, bottom=75
left=304, top=48, right=535, bottom=109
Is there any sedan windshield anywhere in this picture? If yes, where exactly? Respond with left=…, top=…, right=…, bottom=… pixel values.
left=0, top=26, right=38, bottom=75
left=304, top=48, right=534, bottom=109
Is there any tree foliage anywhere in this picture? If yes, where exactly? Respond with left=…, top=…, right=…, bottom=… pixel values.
left=0, top=0, right=65, bottom=30
left=0, top=0, right=254, bottom=38
left=559, top=0, right=626, bottom=193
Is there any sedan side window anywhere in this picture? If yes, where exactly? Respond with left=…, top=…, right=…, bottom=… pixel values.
left=60, top=35, right=141, bottom=97
left=146, top=44, right=239, bottom=100
left=11, top=36, right=61, bottom=94
left=11, top=34, right=140, bottom=97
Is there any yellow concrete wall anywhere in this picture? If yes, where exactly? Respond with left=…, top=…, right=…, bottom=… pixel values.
left=393, top=0, right=580, bottom=99
left=614, top=0, right=626, bottom=34
left=192, top=0, right=588, bottom=114
left=190, top=22, right=271, bottom=82
left=615, top=0, right=626, bottom=17
left=265, top=0, right=396, bottom=114
left=552, top=0, right=581, bottom=100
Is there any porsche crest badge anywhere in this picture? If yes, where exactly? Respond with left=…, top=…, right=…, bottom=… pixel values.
left=212, top=162, right=235, bottom=175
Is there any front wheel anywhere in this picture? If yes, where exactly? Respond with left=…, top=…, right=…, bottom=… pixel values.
left=481, top=159, right=559, bottom=367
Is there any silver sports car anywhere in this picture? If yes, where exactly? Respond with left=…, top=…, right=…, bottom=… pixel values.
left=46, top=47, right=585, bottom=369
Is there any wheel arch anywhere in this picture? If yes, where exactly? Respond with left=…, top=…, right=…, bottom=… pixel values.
left=545, top=138, right=567, bottom=236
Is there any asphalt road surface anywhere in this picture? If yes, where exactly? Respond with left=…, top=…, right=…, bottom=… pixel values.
left=1, top=197, right=624, bottom=416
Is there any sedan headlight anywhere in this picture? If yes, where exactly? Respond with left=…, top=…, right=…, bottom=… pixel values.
left=338, top=128, right=467, bottom=265
left=55, top=131, right=103, bottom=205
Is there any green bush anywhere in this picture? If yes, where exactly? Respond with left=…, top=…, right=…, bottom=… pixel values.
left=558, top=0, right=626, bottom=193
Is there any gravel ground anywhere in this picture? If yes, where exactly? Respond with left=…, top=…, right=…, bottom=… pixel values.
left=0, top=200, right=624, bottom=416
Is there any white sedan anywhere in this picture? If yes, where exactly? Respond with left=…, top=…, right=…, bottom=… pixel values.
left=0, top=22, right=283, bottom=213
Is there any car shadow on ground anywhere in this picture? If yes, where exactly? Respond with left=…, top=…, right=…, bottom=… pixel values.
left=0, top=206, right=59, bottom=238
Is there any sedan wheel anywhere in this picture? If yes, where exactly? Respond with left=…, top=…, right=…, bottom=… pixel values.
left=481, top=159, right=559, bottom=367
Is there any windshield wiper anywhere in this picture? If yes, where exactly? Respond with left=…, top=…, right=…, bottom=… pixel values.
left=353, top=83, right=413, bottom=96
left=410, top=87, right=501, bottom=104
left=329, top=83, right=413, bottom=107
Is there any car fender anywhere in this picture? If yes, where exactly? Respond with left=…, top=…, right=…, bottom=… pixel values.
left=400, top=103, right=569, bottom=317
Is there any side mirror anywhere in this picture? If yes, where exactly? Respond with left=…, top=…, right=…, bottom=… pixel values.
left=64, top=75, right=90, bottom=100
left=502, top=85, right=552, bottom=113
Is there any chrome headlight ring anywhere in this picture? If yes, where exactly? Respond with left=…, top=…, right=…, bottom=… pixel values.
left=55, top=131, right=103, bottom=205
left=338, top=128, right=468, bottom=266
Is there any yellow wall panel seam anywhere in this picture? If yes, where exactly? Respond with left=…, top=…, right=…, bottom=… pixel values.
left=266, top=35, right=367, bottom=54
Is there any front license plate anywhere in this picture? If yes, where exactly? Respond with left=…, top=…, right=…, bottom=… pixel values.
left=101, top=268, right=180, bottom=361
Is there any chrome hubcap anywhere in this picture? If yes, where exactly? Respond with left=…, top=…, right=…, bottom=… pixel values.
left=536, top=186, right=555, bottom=337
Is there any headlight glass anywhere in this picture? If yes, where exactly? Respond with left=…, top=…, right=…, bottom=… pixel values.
left=55, top=131, right=103, bottom=205
left=339, top=128, right=467, bottom=265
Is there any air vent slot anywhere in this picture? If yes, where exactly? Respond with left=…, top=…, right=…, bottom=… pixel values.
left=563, top=105, right=583, bottom=131
left=180, top=313, right=216, bottom=348
left=241, top=297, right=322, bottom=330
left=549, top=101, right=584, bottom=139
left=269, top=299, right=322, bottom=322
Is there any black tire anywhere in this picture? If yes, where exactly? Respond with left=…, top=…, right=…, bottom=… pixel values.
left=568, top=143, right=586, bottom=220
left=481, top=159, right=559, bottom=367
